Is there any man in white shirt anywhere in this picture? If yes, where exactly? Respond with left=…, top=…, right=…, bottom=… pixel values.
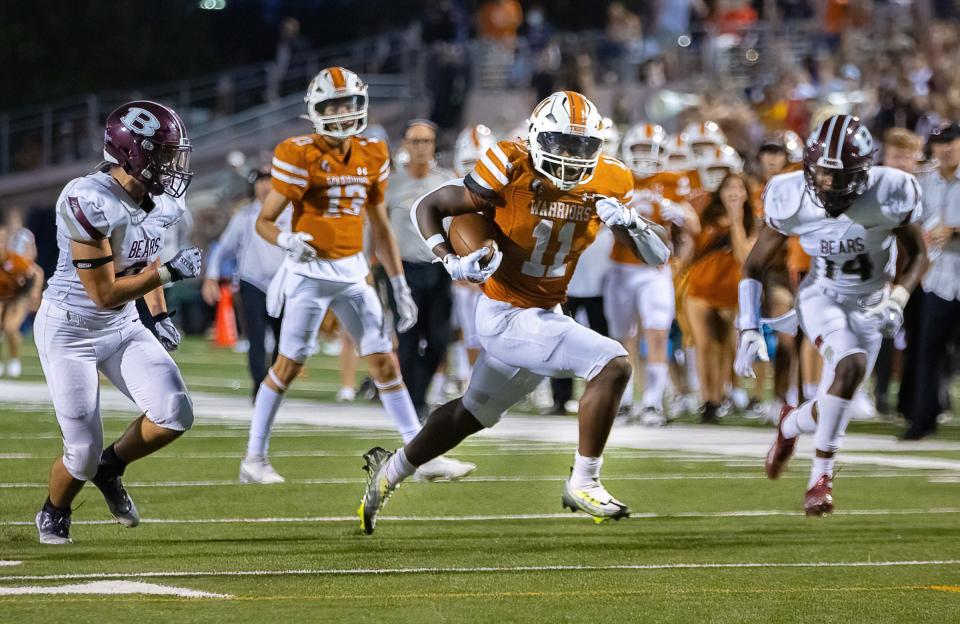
left=904, top=123, right=960, bottom=439
left=202, top=168, right=289, bottom=398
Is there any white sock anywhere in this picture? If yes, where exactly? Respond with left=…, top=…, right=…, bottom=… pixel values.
left=247, top=383, right=284, bottom=459
left=785, top=386, right=799, bottom=406
left=803, top=383, right=819, bottom=402
left=450, top=341, right=470, bottom=383
left=809, top=456, right=836, bottom=489
left=570, top=452, right=603, bottom=489
left=686, top=349, right=701, bottom=392
left=385, top=447, right=416, bottom=487
left=620, top=371, right=634, bottom=408
left=813, top=394, right=851, bottom=455
left=781, top=400, right=817, bottom=439
left=430, top=372, right=446, bottom=393
left=377, top=380, right=421, bottom=443
left=641, top=363, right=668, bottom=409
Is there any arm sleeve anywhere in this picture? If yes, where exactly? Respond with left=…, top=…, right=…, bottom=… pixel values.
left=57, top=191, right=112, bottom=244
left=271, top=140, right=311, bottom=201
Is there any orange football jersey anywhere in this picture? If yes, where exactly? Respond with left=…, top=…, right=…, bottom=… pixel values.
left=271, top=134, right=390, bottom=259
left=609, top=170, right=703, bottom=265
left=466, top=140, right=634, bottom=308
left=0, top=252, right=32, bottom=300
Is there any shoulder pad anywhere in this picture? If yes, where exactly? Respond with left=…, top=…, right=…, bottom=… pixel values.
left=762, top=171, right=805, bottom=221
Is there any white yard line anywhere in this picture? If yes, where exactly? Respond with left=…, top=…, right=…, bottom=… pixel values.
left=2, top=508, right=959, bottom=527
left=3, top=380, right=960, bottom=471
left=0, top=471, right=942, bottom=489
left=2, top=559, right=958, bottom=583
left=0, top=580, right=229, bottom=598
left=0, top=562, right=21, bottom=567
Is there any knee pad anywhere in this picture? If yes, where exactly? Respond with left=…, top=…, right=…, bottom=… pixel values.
left=147, top=391, right=194, bottom=432
left=63, top=442, right=102, bottom=481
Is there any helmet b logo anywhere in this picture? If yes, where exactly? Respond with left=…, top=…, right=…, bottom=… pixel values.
left=120, top=108, right=161, bottom=137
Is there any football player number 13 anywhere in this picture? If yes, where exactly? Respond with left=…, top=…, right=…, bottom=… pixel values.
left=521, top=219, right=574, bottom=278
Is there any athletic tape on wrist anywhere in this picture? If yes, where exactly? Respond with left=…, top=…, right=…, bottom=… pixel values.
left=157, top=265, right=173, bottom=285
left=425, top=234, right=446, bottom=251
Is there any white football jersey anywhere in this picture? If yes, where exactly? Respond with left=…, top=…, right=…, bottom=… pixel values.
left=763, top=167, right=922, bottom=296
left=44, top=170, right=186, bottom=321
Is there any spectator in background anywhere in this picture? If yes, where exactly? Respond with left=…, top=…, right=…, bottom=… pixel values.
left=873, top=128, right=923, bottom=415
left=266, top=17, right=308, bottom=103
left=202, top=168, right=290, bottom=399
left=386, top=120, right=458, bottom=420
left=424, top=1, right=470, bottom=130
left=904, top=122, right=960, bottom=439
left=476, top=0, right=523, bottom=48
left=684, top=173, right=756, bottom=423
left=0, top=220, right=43, bottom=378
left=25, top=204, right=57, bottom=282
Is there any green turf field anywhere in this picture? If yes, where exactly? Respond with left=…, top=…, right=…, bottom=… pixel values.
left=1, top=337, right=958, bottom=622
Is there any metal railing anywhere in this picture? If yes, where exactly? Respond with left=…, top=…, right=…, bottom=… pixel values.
left=0, top=31, right=415, bottom=175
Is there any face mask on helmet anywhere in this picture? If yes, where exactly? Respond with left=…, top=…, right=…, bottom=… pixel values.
left=535, top=132, right=602, bottom=189
left=312, top=94, right=368, bottom=137
left=804, top=163, right=868, bottom=216
left=628, top=143, right=661, bottom=175
left=151, top=143, right=193, bottom=198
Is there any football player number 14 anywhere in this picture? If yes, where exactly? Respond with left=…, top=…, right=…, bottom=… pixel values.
left=521, top=219, right=574, bottom=278
left=824, top=253, right=873, bottom=281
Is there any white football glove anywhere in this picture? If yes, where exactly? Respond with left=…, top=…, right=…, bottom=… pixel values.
left=438, top=247, right=503, bottom=284
left=865, top=286, right=910, bottom=338
left=390, top=276, right=418, bottom=333
left=596, top=196, right=637, bottom=229
left=658, top=199, right=687, bottom=226
left=277, top=231, right=317, bottom=263
left=734, top=329, right=769, bottom=378
left=152, top=312, right=181, bottom=352
left=163, top=247, right=202, bottom=282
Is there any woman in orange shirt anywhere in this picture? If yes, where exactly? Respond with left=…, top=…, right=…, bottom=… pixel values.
left=684, top=173, right=756, bottom=422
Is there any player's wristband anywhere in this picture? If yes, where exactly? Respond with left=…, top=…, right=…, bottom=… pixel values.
left=737, top=278, right=763, bottom=330
left=157, top=265, right=173, bottom=285
left=425, top=233, right=446, bottom=251
left=889, top=285, right=910, bottom=310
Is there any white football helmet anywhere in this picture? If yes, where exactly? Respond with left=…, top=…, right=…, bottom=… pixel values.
left=621, top=122, right=667, bottom=176
left=454, top=124, right=497, bottom=177
left=528, top=91, right=605, bottom=190
left=304, top=66, right=368, bottom=138
left=683, top=120, right=726, bottom=164
left=661, top=134, right=695, bottom=172
left=699, top=144, right=744, bottom=192
left=600, top=117, right=621, bottom=158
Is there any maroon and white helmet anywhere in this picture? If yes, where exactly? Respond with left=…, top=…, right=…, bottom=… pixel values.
left=803, top=114, right=874, bottom=216
left=103, top=100, right=193, bottom=198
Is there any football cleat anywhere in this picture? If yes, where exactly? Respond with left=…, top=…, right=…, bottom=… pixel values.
left=765, top=404, right=798, bottom=480
left=91, top=471, right=140, bottom=528
left=358, top=447, right=398, bottom=535
left=6, top=359, right=21, bottom=378
left=335, top=386, right=356, bottom=402
left=561, top=476, right=630, bottom=523
left=239, top=456, right=286, bottom=484
left=413, top=455, right=476, bottom=482
left=36, top=507, right=72, bottom=545
left=638, top=406, right=666, bottom=428
left=805, top=474, right=834, bottom=517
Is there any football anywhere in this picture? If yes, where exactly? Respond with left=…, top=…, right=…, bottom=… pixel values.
left=448, top=212, right=498, bottom=265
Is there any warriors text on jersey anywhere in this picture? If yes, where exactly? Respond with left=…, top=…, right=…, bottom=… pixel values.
left=465, top=139, right=634, bottom=308
left=763, top=166, right=922, bottom=295
left=270, top=133, right=389, bottom=281
left=45, top=170, right=186, bottom=320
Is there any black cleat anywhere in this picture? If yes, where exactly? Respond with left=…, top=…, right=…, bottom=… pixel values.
left=36, top=505, right=72, bottom=545
left=92, top=465, right=140, bottom=528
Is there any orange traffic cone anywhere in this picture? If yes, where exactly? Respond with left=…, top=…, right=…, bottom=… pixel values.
left=213, top=284, right=237, bottom=348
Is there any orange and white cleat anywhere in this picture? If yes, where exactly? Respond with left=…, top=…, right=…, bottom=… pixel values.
left=764, top=404, right=797, bottom=480
left=804, top=474, right=834, bottom=517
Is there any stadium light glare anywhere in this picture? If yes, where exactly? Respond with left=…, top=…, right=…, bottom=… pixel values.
left=677, top=35, right=691, bottom=48
left=199, top=0, right=227, bottom=9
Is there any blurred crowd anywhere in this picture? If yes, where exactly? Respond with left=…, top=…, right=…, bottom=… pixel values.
left=5, top=2, right=960, bottom=436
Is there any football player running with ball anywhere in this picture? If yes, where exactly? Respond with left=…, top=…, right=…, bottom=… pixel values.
left=358, top=91, right=670, bottom=534
left=35, top=101, right=202, bottom=544
left=246, top=67, right=474, bottom=483
left=735, top=115, right=928, bottom=515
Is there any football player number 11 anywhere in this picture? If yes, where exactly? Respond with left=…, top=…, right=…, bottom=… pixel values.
left=521, top=219, right=574, bottom=278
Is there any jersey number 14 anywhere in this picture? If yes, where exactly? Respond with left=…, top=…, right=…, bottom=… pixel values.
left=824, top=253, right=873, bottom=281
